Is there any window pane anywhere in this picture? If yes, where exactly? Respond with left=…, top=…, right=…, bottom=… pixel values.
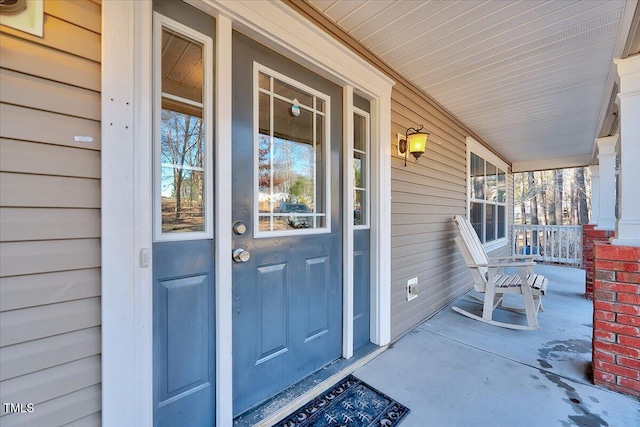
left=486, top=162, right=497, bottom=202
left=160, top=106, right=205, bottom=234
left=498, top=205, right=506, bottom=239
left=315, top=114, right=325, bottom=215
left=159, top=27, right=207, bottom=237
left=161, top=167, right=204, bottom=233
left=354, top=153, right=365, bottom=189
left=162, top=30, right=203, bottom=103
left=470, top=153, right=484, bottom=200
left=273, top=78, right=313, bottom=107
left=486, top=204, right=496, bottom=242
left=354, top=114, right=367, bottom=151
left=470, top=202, right=483, bottom=242
left=258, top=72, right=270, bottom=90
left=497, top=169, right=506, bottom=203
left=354, top=190, right=366, bottom=226
left=257, top=71, right=328, bottom=233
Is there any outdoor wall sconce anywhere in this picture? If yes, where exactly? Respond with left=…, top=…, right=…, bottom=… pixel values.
left=398, top=125, right=429, bottom=166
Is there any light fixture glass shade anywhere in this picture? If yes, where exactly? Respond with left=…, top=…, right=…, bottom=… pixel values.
left=407, top=131, right=429, bottom=159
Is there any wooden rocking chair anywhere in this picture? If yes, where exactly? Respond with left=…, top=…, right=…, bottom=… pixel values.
left=452, top=215, right=548, bottom=330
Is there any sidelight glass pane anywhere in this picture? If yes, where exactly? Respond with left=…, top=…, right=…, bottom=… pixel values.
left=354, top=190, right=366, bottom=226
left=353, top=111, right=369, bottom=227
left=470, top=153, right=484, bottom=200
left=354, top=153, right=366, bottom=189
left=354, top=114, right=366, bottom=151
left=315, top=114, right=325, bottom=215
left=156, top=24, right=211, bottom=240
left=161, top=30, right=203, bottom=103
left=160, top=167, right=204, bottom=233
left=470, top=202, right=483, bottom=242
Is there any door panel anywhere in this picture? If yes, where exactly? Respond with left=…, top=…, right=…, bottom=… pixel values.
left=353, top=242, right=371, bottom=349
left=152, top=1, right=216, bottom=426
left=153, top=241, right=215, bottom=427
left=232, top=31, right=343, bottom=415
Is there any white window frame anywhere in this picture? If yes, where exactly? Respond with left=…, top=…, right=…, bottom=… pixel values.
left=466, top=136, right=509, bottom=252
left=353, top=106, right=370, bottom=230
left=253, top=62, right=332, bottom=238
left=153, top=13, right=214, bottom=242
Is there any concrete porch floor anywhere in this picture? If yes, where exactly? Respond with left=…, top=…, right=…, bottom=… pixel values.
left=354, top=265, right=640, bottom=427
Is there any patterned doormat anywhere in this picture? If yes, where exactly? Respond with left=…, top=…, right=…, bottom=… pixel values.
left=271, top=375, right=410, bottom=427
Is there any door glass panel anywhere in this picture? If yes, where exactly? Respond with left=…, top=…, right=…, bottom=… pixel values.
left=257, top=69, right=329, bottom=234
left=273, top=79, right=313, bottom=108
left=157, top=27, right=208, bottom=236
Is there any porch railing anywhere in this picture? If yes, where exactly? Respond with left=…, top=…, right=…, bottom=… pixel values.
left=512, top=225, right=583, bottom=267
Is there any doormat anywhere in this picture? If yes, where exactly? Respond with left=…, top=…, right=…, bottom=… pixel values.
left=271, top=375, right=410, bottom=427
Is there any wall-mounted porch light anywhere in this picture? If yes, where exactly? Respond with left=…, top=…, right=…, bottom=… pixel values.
left=398, top=124, right=429, bottom=166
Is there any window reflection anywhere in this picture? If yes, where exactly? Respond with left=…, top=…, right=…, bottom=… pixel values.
left=159, top=28, right=206, bottom=234
left=353, top=111, right=369, bottom=226
left=257, top=71, right=328, bottom=232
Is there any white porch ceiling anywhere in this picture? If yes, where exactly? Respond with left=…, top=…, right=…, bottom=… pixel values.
left=309, top=0, right=636, bottom=171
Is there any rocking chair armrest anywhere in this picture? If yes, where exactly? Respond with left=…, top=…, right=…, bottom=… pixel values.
left=491, top=255, right=537, bottom=261
left=473, top=261, right=536, bottom=269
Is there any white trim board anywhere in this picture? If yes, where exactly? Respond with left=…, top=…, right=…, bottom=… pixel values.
left=101, top=1, right=394, bottom=426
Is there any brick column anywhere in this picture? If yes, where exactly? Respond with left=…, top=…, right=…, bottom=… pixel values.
left=583, top=225, right=614, bottom=299
left=592, top=241, right=640, bottom=397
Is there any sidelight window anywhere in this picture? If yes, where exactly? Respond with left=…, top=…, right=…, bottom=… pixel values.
left=353, top=108, right=370, bottom=228
left=153, top=15, right=213, bottom=241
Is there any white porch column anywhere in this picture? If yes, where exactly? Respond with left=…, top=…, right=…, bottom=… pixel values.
left=589, top=165, right=600, bottom=225
left=595, top=136, right=617, bottom=231
left=612, top=55, right=640, bottom=246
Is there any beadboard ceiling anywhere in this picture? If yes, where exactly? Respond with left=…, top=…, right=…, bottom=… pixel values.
left=309, top=0, right=638, bottom=171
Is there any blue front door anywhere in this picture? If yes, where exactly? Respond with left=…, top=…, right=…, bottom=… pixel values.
left=231, top=32, right=343, bottom=416
left=152, top=1, right=216, bottom=426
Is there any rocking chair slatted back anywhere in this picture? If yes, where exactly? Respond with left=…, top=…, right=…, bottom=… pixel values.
left=454, top=215, right=489, bottom=287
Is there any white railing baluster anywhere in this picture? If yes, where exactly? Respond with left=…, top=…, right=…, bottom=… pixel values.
left=511, top=224, right=582, bottom=266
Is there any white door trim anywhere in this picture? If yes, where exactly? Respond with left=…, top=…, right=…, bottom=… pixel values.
left=342, top=85, right=355, bottom=359
left=215, top=15, right=234, bottom=427
left=102, top=1, right=393, bottom=426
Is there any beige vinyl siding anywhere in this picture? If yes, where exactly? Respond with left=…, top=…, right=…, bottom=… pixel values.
left=389, top=88, right=471, bottom=338
left=285, top=1, right=512, bottom=340
left=0, top=1, right=102, bottom=426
